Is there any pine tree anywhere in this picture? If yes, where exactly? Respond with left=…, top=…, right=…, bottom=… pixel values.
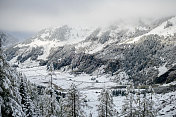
left=27, top=83, right=40, bottom=117
left=38, top=88, right=50, bottom=116
left=97, top=88, right=116, bottom=117
left=123, top=84, right=159, bottom=117
left=64, top=83, right=87, bottom=117
left=141, top=85, right=158, bottom=117
left=47, top=62, right=56, bottom=116
left=0, top=45, right=63, bottom=117
left=122, top=84, right=135, bottom=117
left=19, top=75, right=34, bottom=117
left=0, top=49, right=25, bottom=116
left=57, top=96, right=64, bottom=117
left=134, top=84, right=143, bottom=116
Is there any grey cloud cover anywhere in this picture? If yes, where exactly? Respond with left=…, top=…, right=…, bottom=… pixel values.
left=0, top=0, right=176, bottom=32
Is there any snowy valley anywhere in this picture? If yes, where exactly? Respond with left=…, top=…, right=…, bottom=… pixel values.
left=1, top=16, right=176, bottom=117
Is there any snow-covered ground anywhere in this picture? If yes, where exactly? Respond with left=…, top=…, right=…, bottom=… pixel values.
left=16, top=62, right=120, bottom=116
left=15, top=61, right=176, bottom=117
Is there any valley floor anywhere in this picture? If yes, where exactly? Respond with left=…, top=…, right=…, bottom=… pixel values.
left=15, top=60, right=176, bottom=117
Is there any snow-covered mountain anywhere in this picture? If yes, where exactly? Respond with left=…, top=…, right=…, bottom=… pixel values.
left=5, top=16, right=176, bottom=84
left=4, top=19, right=151, bottom=62
left=0, top=32, right=19, bottom=48
left=6, top=25, right=94, bottom=61
left=2, top=16, right=176, bottom=117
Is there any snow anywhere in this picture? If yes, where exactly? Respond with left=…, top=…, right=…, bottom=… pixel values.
left=16, top=39, right=72, bottom=60
left=76, top=38, right=116, bottom=54
left=9, top=56, right=18, bottom=64
left=125, top=16, right=176, bottom=44
left=14, top=61, right=176, bottom=117
left=116, top=71, right=129, bottom=85
left=75, top=41, right=91, bottom=51
left=75, top=41, right=105, bottom=54
left=15, top=26, right=96, bottom=60
left=87, top=43, right=104, bottom=54
left=40, top=32, right=49, bottom=38
left=155, top=91, right=176, bottom=117
left=125, top=35, right=142, bottom=44
left=148, top=16, right=176, bottom=36
left=15, top=63, right=125, bottom=116
left=157, top=64, right=168, bottom=77
left=154, top=63, right=168, bottom=77
left=17, top=64, right=118, bottom=90
left=162, top=81, right=176, bottom=87
left=7, top=17, right=176, bottom=116
left=3, top=79, right=10, bottom=89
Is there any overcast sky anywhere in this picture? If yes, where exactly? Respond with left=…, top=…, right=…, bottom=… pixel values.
left=0, top=0, right=176, bottom=40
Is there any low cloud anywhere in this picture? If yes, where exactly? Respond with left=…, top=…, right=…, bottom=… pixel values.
left=0, top=0, right=176, bottom=32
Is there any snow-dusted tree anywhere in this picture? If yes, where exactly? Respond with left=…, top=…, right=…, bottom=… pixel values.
left=141, top=91, right=148, bottom=117
left=148, top=86, right=155, bottom=116
left=97, top=88, right=116, bottom=117
left=134, top=84, right=143, bottom=116
left=89, top=112, right=93, bottom=117
left=0, top=51, right=25, bottom=116
left=37, top=86, right=60, bottom=117
left=38, top=88, right=51, bottom=116
left=64, top=83, right=87, bottom=117
left=50, top=88, right=60, bottom=116
left=48, top=62, right=55, bottom=93
left=0, top=44, right=63, bottom=117
left=124, top=84, right=159, bottom=117
left=140, top=85, right=158, bottom=117
left=47, top=62, right=56, bottom=115
left=27, top=83, right=41, bottom=116
left=58, top=96, right=65, bottom=117
left=19, top=75, right=34, bottom=117
left=122, top=84, right=135, bottom=117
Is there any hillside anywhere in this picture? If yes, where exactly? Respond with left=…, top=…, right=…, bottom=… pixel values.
left=5, top=16, right=176, bottom=85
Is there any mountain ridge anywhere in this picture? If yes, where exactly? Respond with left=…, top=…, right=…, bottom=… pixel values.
left=4, top=16, right=176, bottom=84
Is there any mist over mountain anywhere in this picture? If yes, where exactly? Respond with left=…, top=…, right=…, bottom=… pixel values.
left=5, top=16, right=176, bottom=84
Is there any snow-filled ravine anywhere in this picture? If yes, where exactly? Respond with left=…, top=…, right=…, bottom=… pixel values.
left=15, top=61, right=176, bottom=117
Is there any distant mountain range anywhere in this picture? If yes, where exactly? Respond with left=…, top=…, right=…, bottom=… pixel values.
left=0, top=32, right=19, bottom=48
left=4, top=16, right=176, bottom=84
